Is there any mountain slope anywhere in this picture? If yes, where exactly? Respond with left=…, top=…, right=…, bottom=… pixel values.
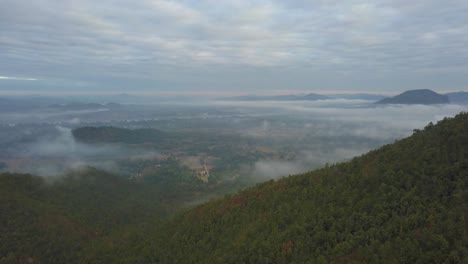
left=377, top=89, right=449, bottom=104
left=446, top=91, right=468, bottom=104
left=0, top=167, right=208, bottom=263
left=1, top=113, right=468, bottom=263
left=147, top=112, right=468, bottom=263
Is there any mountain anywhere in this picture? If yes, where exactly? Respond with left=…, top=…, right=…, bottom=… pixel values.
left=327, top=93, right=387, bottom=101
left=0, top=169, right=165, bottom=263
left=223, top=93, right=330, bottom=101
left=446, top=91, right=468, bottom=104
left=48, top=102, right=122, bottom=110
left=148, top=112, right=468, bottom=263
left=0, top=166, right=216, bottom=263
left=376, top=89, right=449, bottom=104
left=302, top=93, right=330, bottom=100
left=0, top=97, right=43, bottom=112
left=1, top=113, right=467, bottom=263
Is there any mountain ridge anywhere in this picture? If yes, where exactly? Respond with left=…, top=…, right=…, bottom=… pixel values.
left=377, top=89, right=450, bottom=104
left=222, top=93, right=329, bottom=101
left=147, top=112, right=468, bottom=263
left=446, top=91, right=468, bottom=104
left=1, top=113, right=467, bottom=263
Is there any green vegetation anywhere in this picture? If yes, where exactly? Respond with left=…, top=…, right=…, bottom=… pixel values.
left=72, top=126, right=166, bottom=144
left=72, top=126, right=273, bottom=185
left=0, top=169, right=164, bottom=263
left=1, top=113, right=468, bottom=263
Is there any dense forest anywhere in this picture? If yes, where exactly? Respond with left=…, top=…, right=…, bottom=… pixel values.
left=1, top=113, right=467, bottom=263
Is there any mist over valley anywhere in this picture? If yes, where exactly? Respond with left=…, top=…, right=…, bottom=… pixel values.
left=1, top=96, right=466, bottom=183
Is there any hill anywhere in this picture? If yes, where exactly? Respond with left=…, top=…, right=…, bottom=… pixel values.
left=223, top=93, right=329, bottom=101
left=146, top=112, right=468, bottom=263
left=327, top=93, right=387, bottom=101
left=48, top=102, right=122, bottom=110
left=1, top=113, right=467, bottom=263
left=0, top=169, right=161, bottom=263
left=376, top=89, right=449, bottom=104
left=446, top=91, right=468, bottom=104
left=0, top=165, right=218, bottom=263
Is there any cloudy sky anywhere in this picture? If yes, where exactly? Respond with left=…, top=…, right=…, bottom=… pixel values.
left=1, top=0, right=468, bottom=95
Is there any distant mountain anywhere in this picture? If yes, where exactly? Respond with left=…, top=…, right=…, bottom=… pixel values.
left=302, top=93, right=330, bottom=100
left=0, top=97, right=44, bottom=112
left=446, top=91, right=468, bottom=104
left=223, top=93, right=387, bottom=101
left=48, top=102, right=122, bottom=110
left=327, top=93, right=387, bottom=101
left=376, top=89, right=449, bottom=104
left=0, top=96, right=82, bottom=112
left=223, top=93, right=329, bottom=101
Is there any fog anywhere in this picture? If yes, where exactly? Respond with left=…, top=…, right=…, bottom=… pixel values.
left=210, top=99, right=468, bottom=140
left=251, top=146, right=373, bottom=180
left=0, top=97, right=466, bottom=180
left=204, top=99, right=468, bottom=180
left=2, top=125, right=160, bottom=176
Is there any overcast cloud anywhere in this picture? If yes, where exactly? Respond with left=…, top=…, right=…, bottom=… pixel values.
left=1, top=0, right=468, bottom=94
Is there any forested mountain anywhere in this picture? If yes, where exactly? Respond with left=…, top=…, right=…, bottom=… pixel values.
left=377, top=89, right=450, bottom=104
left=1, top=113, right=467, bottom=263
left=147, top=112, right=468, bottom=263
left=0, top=166, right=222, bottom=263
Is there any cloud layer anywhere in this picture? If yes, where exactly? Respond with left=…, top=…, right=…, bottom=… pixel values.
left=1, top=0, right=468, bottom=93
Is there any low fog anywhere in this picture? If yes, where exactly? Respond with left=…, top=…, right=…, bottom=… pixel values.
left=0, top=98, right=467, bottom=180
left=211, top=99, right=468, bottom=139
left=1, top=125, right=161, bottom=176
left=208, top=99, right=468, bottom=180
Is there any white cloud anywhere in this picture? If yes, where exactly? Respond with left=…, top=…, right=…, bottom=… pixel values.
left=0, top=76, right=37, bottom=81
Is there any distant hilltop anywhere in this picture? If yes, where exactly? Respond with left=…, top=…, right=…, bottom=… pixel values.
left=376, top=89, right=449, bottom=105
left=222, top=90, right=468, bottom=104
left=223, top=93, right=330, bottom=101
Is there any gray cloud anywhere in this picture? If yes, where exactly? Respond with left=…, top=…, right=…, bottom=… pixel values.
left=1, top=0, right=468, bottom=93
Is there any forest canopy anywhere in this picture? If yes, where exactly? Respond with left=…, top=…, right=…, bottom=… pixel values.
left=1, top=112, right=467, bottom=263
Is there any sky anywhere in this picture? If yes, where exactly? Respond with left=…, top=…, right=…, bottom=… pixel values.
left=1, top=0, right=468, bottom=96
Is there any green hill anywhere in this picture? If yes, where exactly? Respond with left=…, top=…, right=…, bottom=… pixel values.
left=1, top=113, right=467, bottom=263
left=147, top=113, right=468, bottom=263
left=0, top=168, right=167, bottom=263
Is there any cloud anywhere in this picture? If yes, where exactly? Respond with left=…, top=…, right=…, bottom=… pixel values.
left=251, top=146, right=373, bottom=180
left=0, top=76, right=37, bottom=81
left=1, top=0, right=468, bottom=92
left=7, top=125, right=165, bottom=176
